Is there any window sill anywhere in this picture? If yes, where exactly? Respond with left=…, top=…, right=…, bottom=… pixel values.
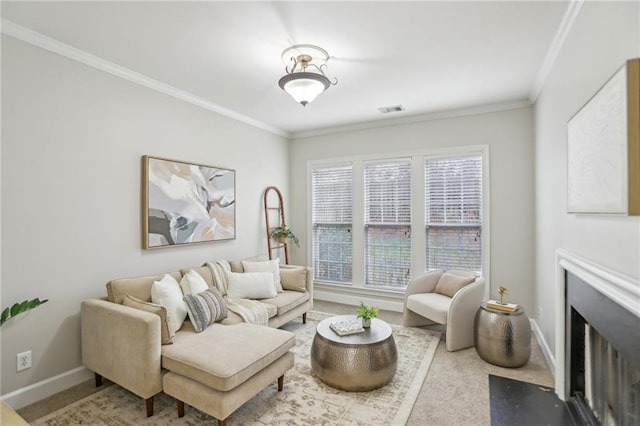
left=313, top=281, right=406, bottom=313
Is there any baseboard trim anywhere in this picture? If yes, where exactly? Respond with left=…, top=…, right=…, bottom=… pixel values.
left=1, top=366, right=93, bottom=410
left=314, top=289, right=404, bottom=313
left=530, top=318, right=556, bottom=376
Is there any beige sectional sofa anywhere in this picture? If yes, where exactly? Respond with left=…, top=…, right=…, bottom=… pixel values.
left=81, top=260, right=313, bottom=426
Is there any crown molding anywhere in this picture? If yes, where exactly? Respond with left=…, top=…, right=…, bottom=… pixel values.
left=529, top=0, right=584, bottom=103
left=291, top=100, right=532, bottom=140
left=1, top=19, right=289, bottom=138
left=2, top=16, right=557, bottom=141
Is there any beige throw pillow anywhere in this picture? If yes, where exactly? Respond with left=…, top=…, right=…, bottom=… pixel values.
left=434, top=272, right=476, bottom=298
left=280, top=267, right=307, bottom=292
left=123, top=295, right=174, bottom=344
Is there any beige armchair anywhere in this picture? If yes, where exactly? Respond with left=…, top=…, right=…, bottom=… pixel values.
left=403, top=269, right=485, bottom=352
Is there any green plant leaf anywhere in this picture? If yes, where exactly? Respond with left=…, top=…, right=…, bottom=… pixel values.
left=0, top=308, right=10, bottom=325
left=356, top=301, right=379, bottom=319
left=1, top=298, right=48, bottom=326
left=270, top=225, right=299, bottom=247
left=10, top=303, right=21, bottom=317
left=30, top=299, right=48, bottom=309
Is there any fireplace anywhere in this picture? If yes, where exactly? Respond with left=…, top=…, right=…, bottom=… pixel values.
left=556, top=249, right=640, bottom=425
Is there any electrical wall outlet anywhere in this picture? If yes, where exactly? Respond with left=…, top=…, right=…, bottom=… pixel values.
left=537, top=306, right=543, bottom=319
left=17, top=350, right=32, bottom=372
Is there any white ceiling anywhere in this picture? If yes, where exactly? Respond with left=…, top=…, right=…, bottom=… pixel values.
left=1, top=1, right=569, bottom=137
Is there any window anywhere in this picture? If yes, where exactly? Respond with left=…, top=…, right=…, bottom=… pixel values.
left=364, top=160, right=412, bottom=288
left=311, top=165, right=353, bottom=283
left=425, top=156, right=482, bottom=272
left=309, top=147, right=487, bottom=294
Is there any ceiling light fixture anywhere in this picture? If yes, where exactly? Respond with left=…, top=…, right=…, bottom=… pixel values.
left=278, top=44, right=337, bottom=107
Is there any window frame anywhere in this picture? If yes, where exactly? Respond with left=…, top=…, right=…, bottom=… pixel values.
left=424, top=154, right=483, bottom=273
left=363, top=158, right=413, bottom=290
left=307, top=145, right=490, bottom=300
left=310, top=163, right=354, bottom=285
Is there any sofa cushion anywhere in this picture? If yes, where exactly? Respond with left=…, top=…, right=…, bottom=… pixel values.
left=183, top=288, right=228, bottom=332
left=229, top=254, right=268, bottom=273
left=180, top=270, right=209, bottom=296
left=226, top=272, right=277, bottom=299
left=162, top=322, right=295, bottom=392
left=106, top=271, right=182, bottom=304
left=180, top=266, right=214, bottom=287
left=434, top=272, right=476, bottom=298
left=280, top=267, right=307, bottom=292
left=242, top=258, right=283, bottom=292
left=123, top=295, right=174, bottom=345
left=259, top=290, right=310, bottom=316
left=219, top=310, right=243, bottom=325
left=152, top=274, right=188, bottom=334
left=407, top=292, right=451, bottom=325
left=263, top=302, right=278, bottom=318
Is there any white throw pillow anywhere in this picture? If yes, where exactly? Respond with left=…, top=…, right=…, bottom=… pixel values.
left=242, top=258, right=283, bottom=292
left=180, top=270, right=209, bottom=295
left=151, top=274, right=187, bottom=334
left=226, top=271, right=277, bottom=299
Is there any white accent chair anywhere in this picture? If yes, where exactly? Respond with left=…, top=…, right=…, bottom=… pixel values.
left=403, top=270, right=485, bottom=352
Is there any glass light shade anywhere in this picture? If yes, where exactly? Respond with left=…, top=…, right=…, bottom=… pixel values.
left=279, top=72, right=330, bottom=106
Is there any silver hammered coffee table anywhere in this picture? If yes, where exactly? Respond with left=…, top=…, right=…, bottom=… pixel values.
left=310, top=315, right=398, bottom=391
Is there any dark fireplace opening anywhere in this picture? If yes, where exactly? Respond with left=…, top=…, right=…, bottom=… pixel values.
left=565, top=272, right=640, bottom=425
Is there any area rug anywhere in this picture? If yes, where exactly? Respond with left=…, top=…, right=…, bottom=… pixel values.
left=33, top=311, right=440, bottom=425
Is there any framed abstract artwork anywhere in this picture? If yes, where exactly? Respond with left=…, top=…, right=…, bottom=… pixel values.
left=567, top=58, right=639, bottom=215
left=142, top=155, right=236, bottom=249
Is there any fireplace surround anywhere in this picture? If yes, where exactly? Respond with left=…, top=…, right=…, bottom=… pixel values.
left=555, top=249, right=640, bottom=424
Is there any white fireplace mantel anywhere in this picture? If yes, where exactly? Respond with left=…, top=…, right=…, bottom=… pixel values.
left=554, top=248, right=640, bottom=400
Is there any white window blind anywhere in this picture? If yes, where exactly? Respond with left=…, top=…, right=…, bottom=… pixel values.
left=312, top=165, right=353, bottom=283
left=425, top=155, right=482, bottom=272
left=364, top=160, right=412, bottom=288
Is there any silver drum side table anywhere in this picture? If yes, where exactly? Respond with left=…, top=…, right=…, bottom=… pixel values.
left=310, top=315, right=397, bottom=391
left=474, top=302, right=531, bottom=368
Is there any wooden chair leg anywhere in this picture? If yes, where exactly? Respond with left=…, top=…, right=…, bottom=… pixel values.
left=94, top=373, right=103, bottom=387
left=302, top=312, right=307, bottom=324
left=145, top=396, right=154, bottom=417
left=177, top=400, right=185, bottom=418
left=278, top=375, right=284, bottom=391
left=218, top=419, right=226, bottom=426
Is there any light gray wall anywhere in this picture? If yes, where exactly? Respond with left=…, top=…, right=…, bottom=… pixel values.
left=534, top=1, right=640, bottom=356
left=1, top=36, right=289, bottom=395
left=290, top=107, right=535, bottom=310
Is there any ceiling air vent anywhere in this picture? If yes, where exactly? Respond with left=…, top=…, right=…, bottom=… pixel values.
left=378, top=105, right=405, bottom=114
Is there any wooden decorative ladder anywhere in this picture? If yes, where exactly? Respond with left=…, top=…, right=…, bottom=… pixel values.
left=263, top=186, right=289, bottom=264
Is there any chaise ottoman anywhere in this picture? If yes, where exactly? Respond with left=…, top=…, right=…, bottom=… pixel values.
left=161, top=321, right=295, bottom=426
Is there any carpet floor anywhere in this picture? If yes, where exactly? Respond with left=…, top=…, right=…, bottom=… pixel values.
left=30, top=311, right=440, bottom=425
left=18, top=301, right=555, bottom=425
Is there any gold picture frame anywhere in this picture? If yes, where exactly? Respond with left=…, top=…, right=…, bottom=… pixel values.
left=142, top=155, right=236, bottom=249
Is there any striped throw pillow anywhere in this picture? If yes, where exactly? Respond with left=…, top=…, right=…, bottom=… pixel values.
left=183, top=288, right=228, bottom=333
